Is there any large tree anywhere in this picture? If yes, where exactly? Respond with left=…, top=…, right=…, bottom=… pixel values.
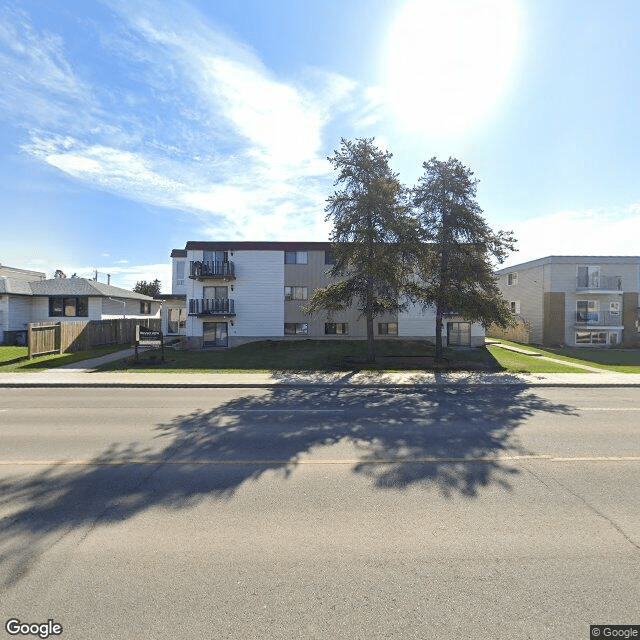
left=133, top=279, right=161, bottom=297
left=304, top=138, right=415, bottom=362
left=411, top=157, right=516, bottom=363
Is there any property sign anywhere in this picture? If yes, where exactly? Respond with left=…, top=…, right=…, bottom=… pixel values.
left=135, top=324, right=164, bottom=360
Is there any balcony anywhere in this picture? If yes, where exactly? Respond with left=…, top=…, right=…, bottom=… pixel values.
left=574, top=310, right=622, bottom=327
left=189, top=261, right=236, bottom=281
left=189, top=298, right=236, bottom=317
left=575, top=274, right=622, bottom=292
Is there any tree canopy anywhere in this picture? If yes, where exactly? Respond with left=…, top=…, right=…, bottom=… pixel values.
left=133, top=279, right=162, bottom=297
left=304, top=138, right=415, bottom=362
left=411, top=157, right=516, bottom=361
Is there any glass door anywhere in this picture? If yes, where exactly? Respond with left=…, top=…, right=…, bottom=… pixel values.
left=203, top=322, right=228, bottom=347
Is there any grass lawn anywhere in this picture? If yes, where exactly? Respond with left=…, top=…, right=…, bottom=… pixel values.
left=98, top=339, right=503, bottom=373
left=0, top=344, right=130, bottom=372
left=489, top=338, right=640, bottom=373
left=0, top=345, right=28, bottom=365
left=485, top=344, right=587, bottom=373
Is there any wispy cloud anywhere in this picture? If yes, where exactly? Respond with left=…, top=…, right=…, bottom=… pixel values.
left=505, top=206, right=640, bottom=266
left=1, top=0, right=370, bottom=241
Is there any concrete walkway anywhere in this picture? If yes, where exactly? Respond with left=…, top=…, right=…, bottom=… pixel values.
left=484, top=340, right=612, bottom=373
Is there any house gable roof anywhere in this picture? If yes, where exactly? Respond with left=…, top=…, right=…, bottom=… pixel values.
left=28, top=278, right=155, bottom=300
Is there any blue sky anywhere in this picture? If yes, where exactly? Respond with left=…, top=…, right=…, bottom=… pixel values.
left=2, top=0, right=640, bottom=291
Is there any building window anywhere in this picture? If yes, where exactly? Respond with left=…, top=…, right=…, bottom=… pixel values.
left=577, top=266, right=600, bottom=288
left=167, top=308, right=186, bottom=334
left=49, top=296, right=88, bottom=317
left=175, top=260, right=185, bottom=286
left=378, top=322, right=398, bottom=335
left=610, top=301, right=620, bottom=315
left=325, top=322, right=348, bottom=335
left=284, top=286, right=308, bottom=301
left=510, top=301, right=521, bottom=314
left=284, top=323, right=309, bottom=335
left=576, top=331, right=607, bottom=344
left=507, top=273, right=518, bottom=285
left=325, top=250, right=336, bottom=265
left=285, top=251, right=307, bottom=264
left=576, top=300, right=599, bottom=322
left=140, top=301, right=152, bottom=314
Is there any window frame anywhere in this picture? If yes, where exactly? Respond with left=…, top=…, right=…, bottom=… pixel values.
left=284, top=251, right=308, bottom=264
left=284, top=322, right=309, bottom=335
left=284, top=286, right=308, bottom=301
left=140, top=301, right=152, bottom=315
left=378, top=322, right=398, bottom=336
left=325, top=322, right=348, bottom=335
left=48, top=296, right=89, bottom=318
left=507, top=272, right=518, bottom=286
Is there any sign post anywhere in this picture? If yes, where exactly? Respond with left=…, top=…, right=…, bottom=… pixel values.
left=135, top=325, right=164, bottom=361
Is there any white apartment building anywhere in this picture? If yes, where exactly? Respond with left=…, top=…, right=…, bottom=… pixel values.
left=166, top=241, right=485, bottom=348
left=495, top=256, right=640, bottom=347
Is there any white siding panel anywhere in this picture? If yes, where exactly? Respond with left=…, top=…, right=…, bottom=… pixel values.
left=233, top=251, right=284, bottom=337
left=8, top=297, right=34, bottom=329
left=398, top=300, right=436, bottom=337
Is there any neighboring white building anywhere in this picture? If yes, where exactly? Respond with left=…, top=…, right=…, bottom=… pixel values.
left=495, top=256, right=640, bottom=347
left=168, top=241, right=485, bottom=348
left=0, top=264, right=161, bottom=344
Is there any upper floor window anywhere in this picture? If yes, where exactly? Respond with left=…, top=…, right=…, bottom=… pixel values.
left=140, top=301, right=152, bottom=315
left=175, top=260, right=185, bottom=286
left=285, top=286, right=308, bottom=301
left=49, top=296, right=88, bottom=318
left=285, top=251, right=307, bottom=264
left=509, top=301, right=521, bottom=314
left=325, top=250, right=336, bottom=265
left=577, top=266, right=600, bottom=288
left=507, top=272, right=518, bottom=285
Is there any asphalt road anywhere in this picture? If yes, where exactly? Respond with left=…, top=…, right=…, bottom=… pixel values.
left=0, top=386, right=639, bottom=639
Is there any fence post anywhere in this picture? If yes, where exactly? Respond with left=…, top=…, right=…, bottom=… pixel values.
left=28, top=324, right=33, bottom=359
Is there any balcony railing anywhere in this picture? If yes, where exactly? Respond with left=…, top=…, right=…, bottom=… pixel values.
left=189, top=261, right=235, bottom=280
left=189, top=298, right=236, bottom=316
left=576, top=275, right=622, bottom=291
left=575, top=310, right=622, bottom=327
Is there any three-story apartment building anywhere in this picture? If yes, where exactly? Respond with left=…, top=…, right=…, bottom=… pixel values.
left=495, top=256, right=640, bottom=347
left=166, top=241, right=485, bottom=348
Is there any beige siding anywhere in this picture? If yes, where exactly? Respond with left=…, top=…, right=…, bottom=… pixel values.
left=498, top=264, right=545, bottom=343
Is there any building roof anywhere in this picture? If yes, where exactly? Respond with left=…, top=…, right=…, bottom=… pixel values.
left=0, top=277, right=34, bottom=295
left=28, top=278, right=155, bottom=300
left=497, top=255, right=640, bottom=274
left=174, top=241, right=332, bottom=254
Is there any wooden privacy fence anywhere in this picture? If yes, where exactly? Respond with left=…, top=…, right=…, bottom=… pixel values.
left=28, top=319, right=161, bottom=358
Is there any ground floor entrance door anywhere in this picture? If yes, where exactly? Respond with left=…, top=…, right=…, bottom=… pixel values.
left=203, top=322, right=228, bottom=347
left=447, top=322, right=471, bottom=347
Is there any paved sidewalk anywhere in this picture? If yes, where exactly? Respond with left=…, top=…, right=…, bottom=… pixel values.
left=1, top=369, right=639, bottom=387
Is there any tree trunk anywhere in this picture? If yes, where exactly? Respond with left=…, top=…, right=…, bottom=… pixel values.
left=366, top=313, right=375, bottom=362
left=434, top=306, right=443, bottom=363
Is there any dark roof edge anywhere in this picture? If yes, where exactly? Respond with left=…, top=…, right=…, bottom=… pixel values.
left=182, top=241, right=333, bottom=251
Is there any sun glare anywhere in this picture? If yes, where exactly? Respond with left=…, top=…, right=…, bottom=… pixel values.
left=384, top=0, right=520, bottom=136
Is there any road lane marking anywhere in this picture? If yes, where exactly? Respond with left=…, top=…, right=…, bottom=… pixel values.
left=1, top=455, right=639, bottom=466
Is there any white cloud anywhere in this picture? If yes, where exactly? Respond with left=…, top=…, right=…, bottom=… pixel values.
left=1, top=1, right=371, bottom=242
left=504, top=207, right=640, bottom=266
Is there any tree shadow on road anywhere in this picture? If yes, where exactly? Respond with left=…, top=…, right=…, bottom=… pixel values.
left=0, top=385, right=575, bottom=586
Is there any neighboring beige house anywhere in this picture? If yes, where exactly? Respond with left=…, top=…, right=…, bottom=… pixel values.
left=494, top=256, right=640, bottom=347
left=168, top=241, right=485, bottom=348
left=0, top=264, right=161, bottom=344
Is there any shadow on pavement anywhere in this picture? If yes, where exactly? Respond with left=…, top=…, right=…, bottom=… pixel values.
left=0, top=385, right=576, bottom=586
